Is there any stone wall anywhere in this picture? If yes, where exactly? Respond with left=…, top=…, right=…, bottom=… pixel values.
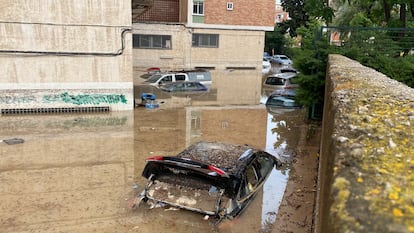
left=315, top=55, right=414, bottom=232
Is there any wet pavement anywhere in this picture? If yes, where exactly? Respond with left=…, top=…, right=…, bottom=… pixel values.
left=0, top=64, right=310, bottom=233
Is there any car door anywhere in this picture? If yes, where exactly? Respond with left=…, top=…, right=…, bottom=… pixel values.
left=238, top=154, right=274, bottom=202
left=159, top=75, right=173, bottom=85
left=238, top=163, right=260, bottom=202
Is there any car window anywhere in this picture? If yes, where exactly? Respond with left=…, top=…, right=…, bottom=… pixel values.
left=185, top=82, right=196, bottom=90
left=162, top=75, right=173, bottom=83
left=176, top=74, right=186, bottom=81
left=145, top=74, right=163, bottom=83
left=239, top=165, right=259, bottom=199
left=265, top=77, right=285, bottom=85
left=267, top=97, right=284, bottom=106
left=256, top=155, right=273, bottom=178
left=174, top=83, right=185, bottom=91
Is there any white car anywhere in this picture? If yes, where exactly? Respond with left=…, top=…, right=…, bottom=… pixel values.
left=262, top=58, right=271, bottom=74
left=271, top=55, right=293, bottom=65
left=263, top=72, right=299, bottom=90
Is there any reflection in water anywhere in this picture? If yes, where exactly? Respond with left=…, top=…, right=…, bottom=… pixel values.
left=262, top=169, right=288, bottom=230
left=262, top=113, right=290, bottom=231
left=0, top=112, right=135, bottom=233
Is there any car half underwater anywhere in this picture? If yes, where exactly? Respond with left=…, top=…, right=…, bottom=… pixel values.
left=135, top=141, right=280, bottom=223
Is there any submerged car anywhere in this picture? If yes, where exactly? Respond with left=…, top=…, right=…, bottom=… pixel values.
left=266, top=94, right=302, bottom=108
left=263, top=72, right=299, bottom=91
left=265, top=90, right=302, bottom=115
left=262, top=58, right=271, bottom=74
left=136, top=141, right=279, bottom=222
left=159, top=81, right=208, bottom=93
left=271, top=55, right=293, bottom=65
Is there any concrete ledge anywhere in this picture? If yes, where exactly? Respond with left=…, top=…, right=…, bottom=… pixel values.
left=315, top=55, right=414, bottom=233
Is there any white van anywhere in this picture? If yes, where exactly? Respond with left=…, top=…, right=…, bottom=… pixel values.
left=144, top=70, right=212, bottom=88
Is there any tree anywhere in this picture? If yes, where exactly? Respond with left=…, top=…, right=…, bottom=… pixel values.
left=264, top=27, right=287, bottom=55
left=332, top=0, right=414, bottom=27
left=280, top=0, right=309, bottom=37
left=280, top=0, right=334, bottom=37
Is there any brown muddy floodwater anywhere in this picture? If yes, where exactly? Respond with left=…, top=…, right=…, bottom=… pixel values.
left=0, top=65, right=310, bottom=233
left=0, top=104, right=307, bottom=233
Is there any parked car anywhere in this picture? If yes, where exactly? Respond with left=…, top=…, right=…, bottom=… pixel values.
left=136, top=141, right=279, bottom=222
left=263, top=72, right=299, bottom=91
left=159, top=81, right=208, bottom=93
left=262, top=58, right=271, bottom=74
left=144, top=69, right=212, bottom=88
left=279, top=67, right=298, bottom=73
left=265, top=91, right=302, bottom=108
left=263, top=51, right=272, bottom=60
left=270, top=55, right=292, bottom=65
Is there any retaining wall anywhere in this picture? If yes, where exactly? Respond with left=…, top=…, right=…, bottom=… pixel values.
left=315, top=55, right=414, bottom=233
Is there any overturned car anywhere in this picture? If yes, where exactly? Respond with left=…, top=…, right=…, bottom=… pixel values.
left=136, top=141, right=280, bottom=223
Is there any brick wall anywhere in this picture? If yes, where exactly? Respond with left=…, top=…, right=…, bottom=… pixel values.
left=205, top=0, right=274, bottom=27
left=134, top=0, right=180, bottom=22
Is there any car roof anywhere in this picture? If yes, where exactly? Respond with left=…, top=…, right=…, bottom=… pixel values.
left=162, top=81, right=203, bottom=86
left=175, top=141, right=256, bottom=174
left=267, top=72, right=297, bottom=80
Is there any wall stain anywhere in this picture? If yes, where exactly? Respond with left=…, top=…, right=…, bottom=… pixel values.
left=0, top=95, right=36, bottom=104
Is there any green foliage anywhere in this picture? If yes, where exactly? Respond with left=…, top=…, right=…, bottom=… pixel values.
left=281, top=0, right=309, bottom=37
left=264, top=26, right=288, bottom=55
left=332, top=0, right=414, bottom=27
left=349, top=12, right=373, bottom=26
left=289, top=21, right=331, bottom=107
left=266, top=0, right=414, bottom=109
left=304, top=0, right=335, bottom=23
left=329, top=28, right=414, bottom=88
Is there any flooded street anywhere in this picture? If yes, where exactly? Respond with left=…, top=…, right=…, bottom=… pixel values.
left=0, top=64, right=317, bottom=233
left=0, top=104, right=310, bottom=233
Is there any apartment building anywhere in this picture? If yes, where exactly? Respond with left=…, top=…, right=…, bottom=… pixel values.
left=274, top=0, right=289, bottom=23
left=132, top=0, right=275, bottom=105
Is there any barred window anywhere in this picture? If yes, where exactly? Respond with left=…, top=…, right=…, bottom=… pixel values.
left=193, top=1, right=204, bottom=15
left=133, top=34, right=172, bottom=49
left=192, top=34, right=219, bottom=48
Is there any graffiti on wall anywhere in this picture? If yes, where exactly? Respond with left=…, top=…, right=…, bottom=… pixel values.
left=43, top=92, right=127, bottom=105
left=0, top=95, right=36, bottom=104
left=1, top=92, right=128, bottom=106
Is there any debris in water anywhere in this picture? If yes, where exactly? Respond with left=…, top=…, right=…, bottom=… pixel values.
left=2, top=138, right=24, bottom=145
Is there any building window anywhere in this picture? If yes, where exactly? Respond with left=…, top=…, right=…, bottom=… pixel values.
left=227, top=2, right=233, bottom=10
left=193, top=1, right=204, bottom=15
left=192, top=34, right=219, bottom=48
left=133, top=34, right=172, bottom=49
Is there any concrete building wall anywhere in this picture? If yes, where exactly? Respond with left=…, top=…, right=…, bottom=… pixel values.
left=0, top=0, right=133, bottom=111
left=133, top=23, right=264, bottom=105
left=132, top=23, right=189, bottom=70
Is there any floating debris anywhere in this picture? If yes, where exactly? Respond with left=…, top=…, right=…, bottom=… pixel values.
left=2, top=138, right=25, bottom=145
